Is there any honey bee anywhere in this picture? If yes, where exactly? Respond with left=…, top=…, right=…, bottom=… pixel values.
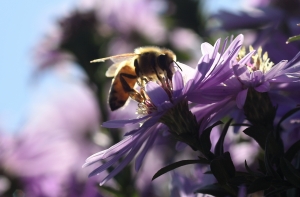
left=91, top=46, right=177, bottom=111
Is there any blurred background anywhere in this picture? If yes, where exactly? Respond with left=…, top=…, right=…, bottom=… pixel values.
left=0, top=0, right=299, bottom=196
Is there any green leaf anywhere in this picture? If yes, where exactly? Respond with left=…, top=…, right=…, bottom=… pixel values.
left=286, top=187, right=300, bottom=197
left=151, top=159, right=209, bottom=181
left=227, top=175, right=251, bottom=186
left=276, top=106, right=300, bottom=132
left=214, top=119, right=232, bottom=156
left=231, top=123, right=251, bottom=127
left=285, top=139, right=300, bottom=162
left=243, top=125, right=269, bottom=149
left=264, top=133, right=281, bottom=178
left=197, top=157, right=211, bottom=164
left=245, top=160, right=264, bottom=177
left=245, top=160, right=253, bottom=174
left=235, top=171, right=253, bottom=177
left=265, top=185, right=293, bottom=197
left=258, top=159, right=267, bottom=174
left=98, top=185, right=123, bottom=196
left=280, top=157, right=300, bottom=188
left=248, top=177, right=272, bottom=193
left=286, top=35, right=300, bottom=43
left=194, top=183, right=235, bottom=196
left=199, top=120, right=222, bottom=159
left=210, top=152, right=235, bottom=185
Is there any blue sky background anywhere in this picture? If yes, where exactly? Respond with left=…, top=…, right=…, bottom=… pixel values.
left=0, top=0, right=243, bottom=132
left=0, top=0, right=76, bottom=131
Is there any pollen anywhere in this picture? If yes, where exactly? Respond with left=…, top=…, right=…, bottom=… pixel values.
left=137, top=100, right=157, bottom=115
left=237, top=46, right=274, bottom=74
left=136, top=76, right=173, bottom=116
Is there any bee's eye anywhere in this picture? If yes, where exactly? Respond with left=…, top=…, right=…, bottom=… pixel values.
left=157, top=54, right=166, bottom=59
left=157, top=54, right=167, bottom=68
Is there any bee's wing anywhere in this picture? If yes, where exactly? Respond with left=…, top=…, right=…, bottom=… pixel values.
left=105, top=62, right=124, bottom=77
left=90, top=53, right=137, bottom=63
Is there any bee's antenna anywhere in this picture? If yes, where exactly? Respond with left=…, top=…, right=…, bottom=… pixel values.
left=173, top=61, right=182, bottom=71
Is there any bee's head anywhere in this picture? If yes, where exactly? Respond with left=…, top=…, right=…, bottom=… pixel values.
left=156, top=52, right=177, bottom=80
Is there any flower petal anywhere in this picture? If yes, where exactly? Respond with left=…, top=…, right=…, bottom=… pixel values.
left=238, top=50, right=256, bottom=66
left=255, top=81, right=270, bottom=92
left=135, top=127, right=159, bottom=171
left=182, top=79, right=194, bottom=96
left=250, top=70, right=263, bottom=85
left=146, top=81, right=170, bottom=106
left=194, top=54, right=211, bottom=87
left=142, top=113, right=164, bottom=128
left=175, top=141, right=187, bottom=151
left=84, top=135, right=136, bottom=165
left=220, top=34, right=244, bottom=61
left=266, top=60, right=288, bottom=79
left=233, top=63, right=249, bottom=82
left=236, top=89, right=248, bottom=109
left=124, top=126, right=146, bottom=136
left=100, top=139, right=144, bottom=185
left=272, top=73, right=300, bottom=82
left=173, top=71, right=184, bottom=91
left=177, top=62, right=196, bottom=83
left=88, top=149, right=127, bottom=177
left=172, top=71, right=184, bottom=98
left=201, top=42, right=214, bottom=56
left=102, top=114, right=151, bottom=128
left=284, top=51, right=300, bottom=69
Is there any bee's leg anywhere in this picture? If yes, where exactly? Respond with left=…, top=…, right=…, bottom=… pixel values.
left=134, top=59, right=149, bottom=88
left=119, top=73, right=144, bottom=103
left=136, top=76, right=148, bottom=88
left=152, top=61, right=163, bottom=83
left=140, top=88, right=148, bottom=101
left=129, top=91, right=144, bottom=103
left=136, top=78, right=142, bottom=87
left=141, top=77, right=149, bottom=87
left=135, top=78, right=147, bottom=102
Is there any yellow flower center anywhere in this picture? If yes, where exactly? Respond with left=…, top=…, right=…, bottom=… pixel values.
left=237, top=46, right=274, bottom=74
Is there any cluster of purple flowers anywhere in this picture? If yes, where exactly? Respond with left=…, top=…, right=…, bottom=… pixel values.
left=3, top=0, right=300, bottom=196
left=84, top=34, right=300, bottom=195
left=0, top=83, right=105, bottom=197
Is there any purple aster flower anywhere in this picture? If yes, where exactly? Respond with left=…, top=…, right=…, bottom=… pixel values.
left=83, top=35, right=251, bottom=185
left=186, top=34, right=245, bottom=105
left=134, top=145, right=175, bottom=197
left=187, top=34, right=300, bottom=125
left=0, top=129, right=97, bottom=197
left=17, top=174, right=104, bottom=197
left=278, top=108, right=300, bottom=151
left=93, top=0, right=167, bottom=43
left=233, top=46, right=300, bottom=109
left=226, top=134, right=260, bottom=169
left=237, top=185, right=247, bottom=197
left=170, top=165, right=216, bottom=197
left=83, top=66, right=203, bottom=185
left=170, top=172, right=200, bottom=197
left=32, top=29, right=74, bottom=73
left=212, top=0, right=300, bottom=63
left=0, top=82, right=104, bottom=196
left=31, top=23, right=77, bottom=76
